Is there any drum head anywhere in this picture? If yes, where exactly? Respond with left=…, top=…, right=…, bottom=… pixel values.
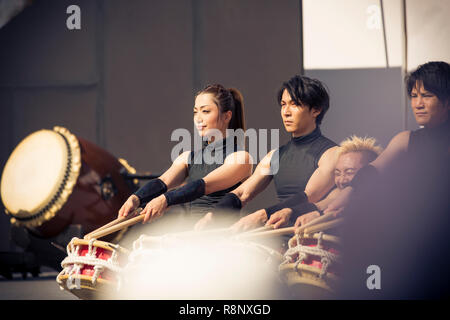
left=1, top=126, right=81, bottom=227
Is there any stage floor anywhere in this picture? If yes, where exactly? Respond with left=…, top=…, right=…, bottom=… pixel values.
left=0, top=271, right=77, bottom=300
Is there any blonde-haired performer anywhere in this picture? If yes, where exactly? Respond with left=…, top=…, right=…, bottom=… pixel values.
left=338, top=135, right=383, bottom=159
left=263, top=135, right=383, bottom=228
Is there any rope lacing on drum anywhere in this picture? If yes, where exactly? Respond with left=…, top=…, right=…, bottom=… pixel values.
left=128, top=234, right=166, bottom=266
left=56, top=237, right=123, bottom=291
left=280, top=232, right=338, bottom=279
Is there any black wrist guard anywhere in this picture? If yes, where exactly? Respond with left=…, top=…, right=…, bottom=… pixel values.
left=164, top=179, right=206, bottom=207
left=134, top=178, right=167, bottom=205
left=289, top=202, right=319, bottom=224
left=215, top=193, right=242, bottom=211
left=350, top=164, right=378, bottom=190
left=265, top=191, right=309, bottom=218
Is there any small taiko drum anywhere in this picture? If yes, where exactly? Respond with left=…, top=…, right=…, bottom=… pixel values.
left=279, top=232, right=341, bottom=299
left=115, top=232, right=285, bottom=299
left=0, top=126, right=136, bottom=241
left=56, top=237, right=129, bottom=299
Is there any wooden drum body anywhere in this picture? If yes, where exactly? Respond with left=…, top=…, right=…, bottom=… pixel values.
left=0, top=126, right=135, bottom=241
left=57, top=237, right=129, bottom=299
left=279, top=232, right=341, bottom=299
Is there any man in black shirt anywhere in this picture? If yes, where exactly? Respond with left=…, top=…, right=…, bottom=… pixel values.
left=329, top=61, right=450, bottom=298
left=195, top=75, right=340, bottom=231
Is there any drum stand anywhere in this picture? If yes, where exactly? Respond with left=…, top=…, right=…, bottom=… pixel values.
left=0, top=224, right=86, bottom=279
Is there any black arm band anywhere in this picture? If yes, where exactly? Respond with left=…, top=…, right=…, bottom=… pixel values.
left=289, top=201, right=319, bottom=224
left=214, top=193, right=242, bottom=211
left=134, top=178, right=168, bottom=205
left=349, top=164, right=378, bottom=190
left=164, top=179, right=206, bottom=207
left=265, top=191, right=309, bottom=218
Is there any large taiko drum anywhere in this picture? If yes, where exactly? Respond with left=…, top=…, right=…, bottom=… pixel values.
left=0, top=126, right=136, bottom=241
left=279, top=231, right=341, bottom=299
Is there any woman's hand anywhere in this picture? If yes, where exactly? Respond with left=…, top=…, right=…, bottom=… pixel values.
left=140, top=194, right=168, bottom=223
left=194, top=212, right=214, bottom=231
left=118, top=195, right=140, bottom=218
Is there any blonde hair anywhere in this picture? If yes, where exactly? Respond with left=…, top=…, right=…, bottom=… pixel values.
left=338, top=135, right=383, bottom=162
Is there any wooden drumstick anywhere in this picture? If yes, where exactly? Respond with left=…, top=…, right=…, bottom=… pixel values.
left=85, top=212, right=146, bottom=240
left=302, top=217, right=344, bottom=235
left=238, top=224, right=275, bottom=235
left=84, top=208, right=142, bottom=239
left=234, top=211, right=338, bottom=241
left=234, top=226, right=296, bottom=240
left=234, top=213, right=344, bottom=241
left=295, top=211, right=338, bottom=234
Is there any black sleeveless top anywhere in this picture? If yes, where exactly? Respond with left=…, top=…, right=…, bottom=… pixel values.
left=406, top=119, right=450, bottom=190
left=270, top=126, right=337, bottom=202
left=184, top=136, right=244, bottom=216
left=408, top=120, right=450, bottom=159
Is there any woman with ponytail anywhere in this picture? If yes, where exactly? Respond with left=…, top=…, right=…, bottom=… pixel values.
left=118, top=84, right=252, bottom=227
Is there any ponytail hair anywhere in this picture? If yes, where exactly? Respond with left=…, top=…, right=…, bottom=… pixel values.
left=196, top=84, right=246, bottom=131
left=228, top=87, right=245, bottom=131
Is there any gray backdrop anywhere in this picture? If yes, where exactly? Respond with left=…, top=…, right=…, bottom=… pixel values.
left=0, top=0, right=417, bottom=251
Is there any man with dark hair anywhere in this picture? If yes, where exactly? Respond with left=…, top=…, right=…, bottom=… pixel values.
left=326, top=60, right=450, bottom=216
left=195, top=75, right=339, bottom=231
left=326, top=61, right=450, bottom=298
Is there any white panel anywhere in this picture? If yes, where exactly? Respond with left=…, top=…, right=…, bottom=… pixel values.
left=406, top=0, right=450, bottom=71
left=303, top=0, right=450, bottom=70
left=303, top=0, right=402, bottom=69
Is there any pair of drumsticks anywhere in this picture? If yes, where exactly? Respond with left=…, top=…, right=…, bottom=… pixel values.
left=84, top=208, right=342, bottom=241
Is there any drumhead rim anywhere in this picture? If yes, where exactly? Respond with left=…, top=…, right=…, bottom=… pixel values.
left=70, top=238, right=129, bottom=255
left=2, top=126, right=81, bottom=228
left=288, top=233, right=341, bottom=247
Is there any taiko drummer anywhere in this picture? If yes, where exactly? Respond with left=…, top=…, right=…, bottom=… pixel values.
left=118, top=84, right=252, bottom=227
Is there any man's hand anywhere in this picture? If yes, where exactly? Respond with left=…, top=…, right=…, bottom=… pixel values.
left=294, top=210, right=321, bottom=228
left=265, top=207, right=293, bottom=229
left=194, top=212, right=214, bottom=231
left=231, top=209, right=268, bottom=233
left=323, top=186, right=353, bottom=216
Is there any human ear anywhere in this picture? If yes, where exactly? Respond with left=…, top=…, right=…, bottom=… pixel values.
left=311, top=107, right=322, bottom=118
left=225, top=110, right=232, bottom=123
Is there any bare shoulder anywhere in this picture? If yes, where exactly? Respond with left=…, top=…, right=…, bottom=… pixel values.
left=317, top=145, right=340, bottom=167
left=389, top=130, right=411, bottom=151
left=224, top=150, right=253, bottom=165
left=173, top=150, right=192, bottom=166
left=260, top=149, right=276, bottom=166
left=371, top=130, right=411, bottom=171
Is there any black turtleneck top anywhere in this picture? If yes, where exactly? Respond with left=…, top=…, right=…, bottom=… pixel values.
left=270, top=126, right=337, bottom=202
left=184, top=136, right=244, bottom=216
